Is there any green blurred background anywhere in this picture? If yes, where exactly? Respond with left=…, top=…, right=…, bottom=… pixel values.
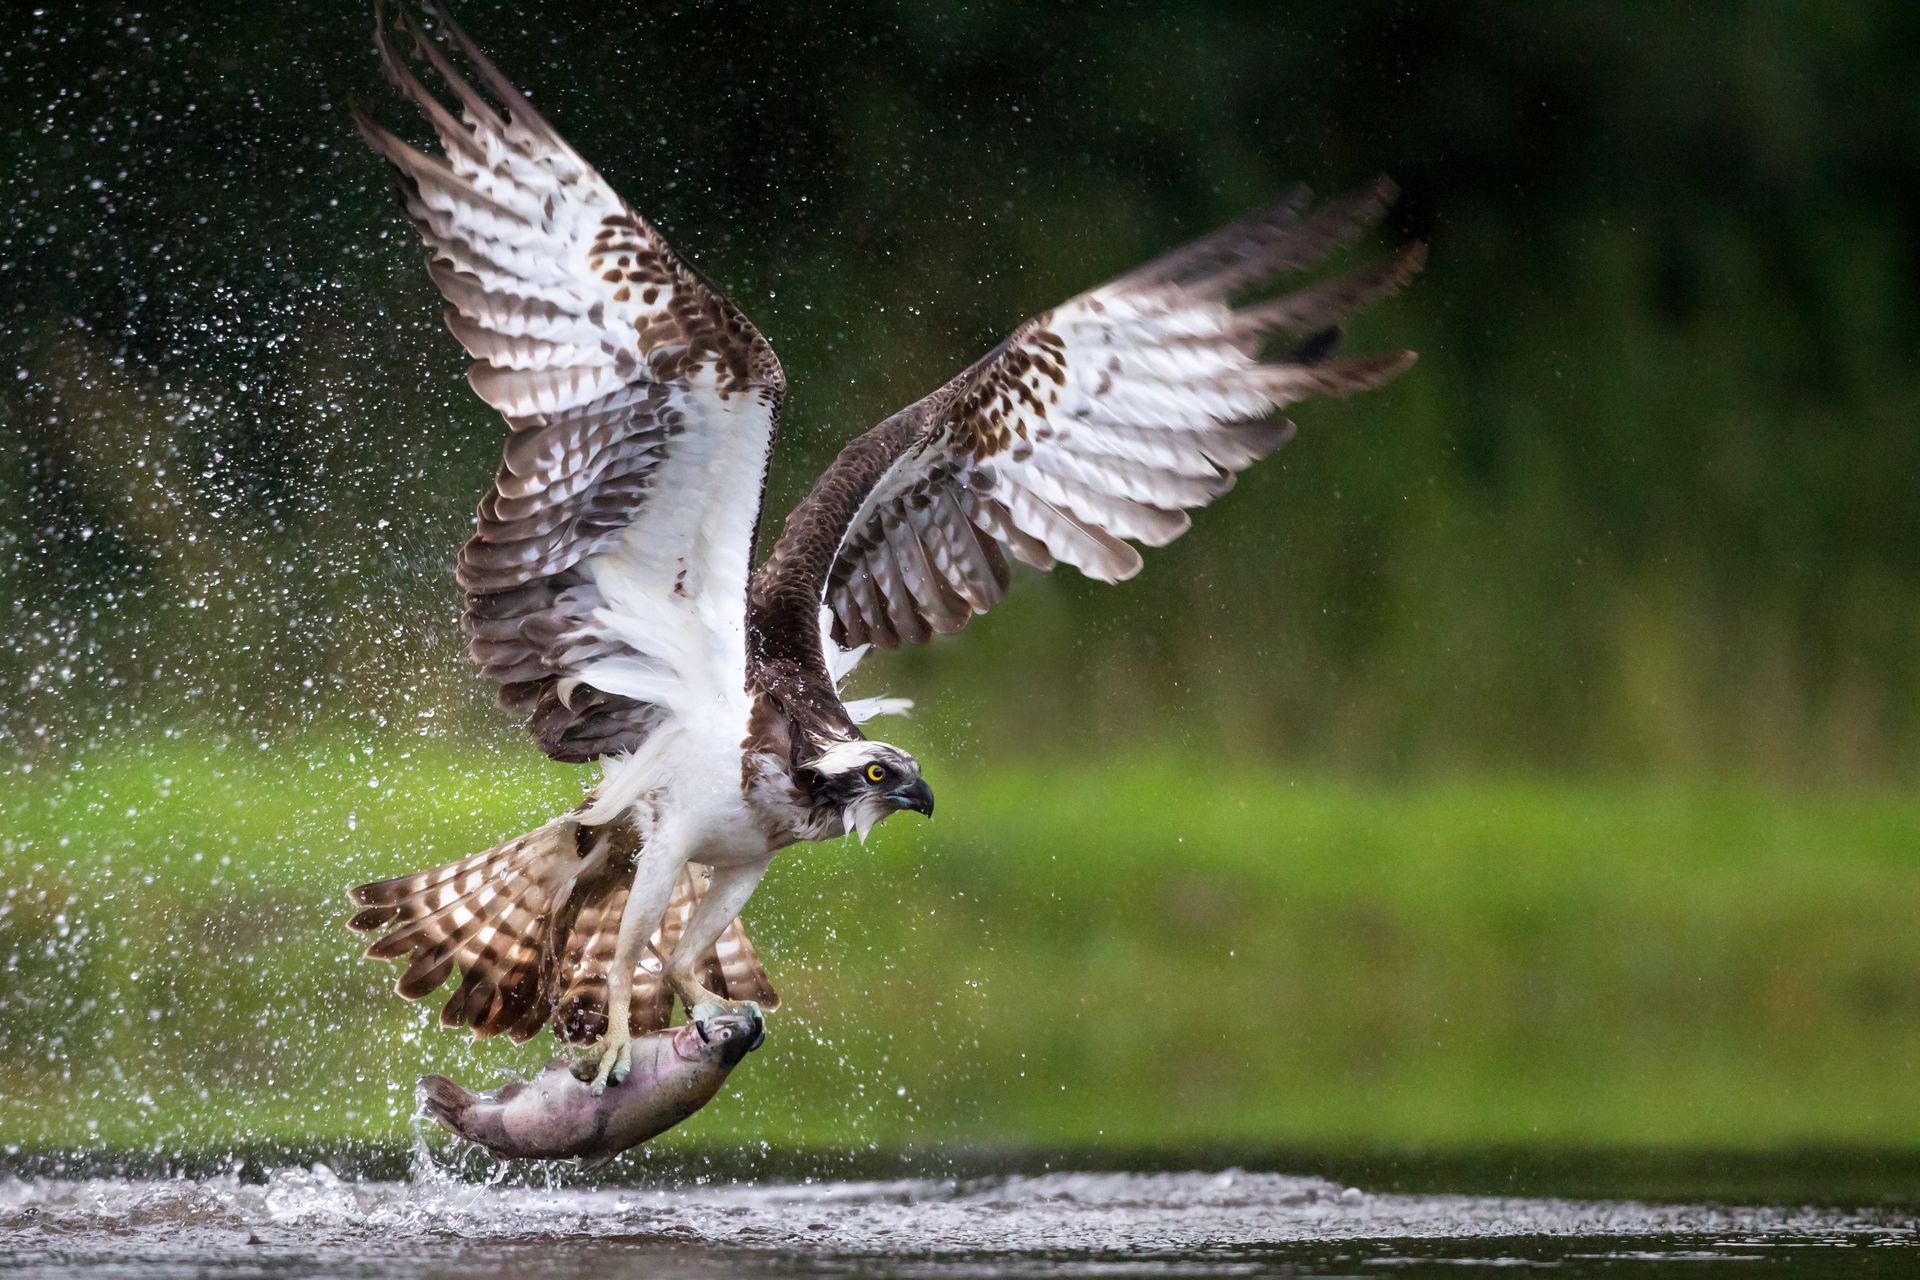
left=1, top=1, right=1917, bottom=1164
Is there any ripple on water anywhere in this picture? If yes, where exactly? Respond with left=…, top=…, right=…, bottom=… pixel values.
left=0, top=1166, right=1912, bottom=1278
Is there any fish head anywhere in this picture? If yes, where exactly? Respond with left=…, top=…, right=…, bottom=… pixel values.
left=687, top=1006, right=766, bottom=1069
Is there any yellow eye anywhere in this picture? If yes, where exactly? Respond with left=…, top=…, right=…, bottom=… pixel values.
left=865, top=763, right=887, bottom=783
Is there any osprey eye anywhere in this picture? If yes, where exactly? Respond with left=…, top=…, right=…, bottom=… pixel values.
left=865, top=763, right=887, bottom=783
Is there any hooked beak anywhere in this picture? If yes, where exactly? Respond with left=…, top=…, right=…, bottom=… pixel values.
left=887, top=778, right=935, bottom=817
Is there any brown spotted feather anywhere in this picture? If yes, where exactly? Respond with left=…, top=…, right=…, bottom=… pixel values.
left=355, top=0, right=784, bottom=764
left=352, top=828, right=779, bottom=1043
left=750, top=180, right=1422, bottom=732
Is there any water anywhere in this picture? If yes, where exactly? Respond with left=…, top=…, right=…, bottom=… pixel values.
left=1, top=1163, right=1912, bottom=1278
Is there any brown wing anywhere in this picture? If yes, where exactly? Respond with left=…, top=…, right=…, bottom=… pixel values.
left=751, top=180, right=1422, bottom=681
left=356, top=2, right=784, bottom=761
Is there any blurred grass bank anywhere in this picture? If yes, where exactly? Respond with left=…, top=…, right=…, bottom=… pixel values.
left=2, top=737, right=1917, bottom=1159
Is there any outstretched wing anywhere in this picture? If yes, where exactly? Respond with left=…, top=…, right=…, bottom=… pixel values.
left=356, top=1, right=784, bottom=761
left=752, top=181, right=1420, bottom=671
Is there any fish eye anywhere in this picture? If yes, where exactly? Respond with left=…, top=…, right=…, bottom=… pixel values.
left=865, top=762, right=888, bottom=783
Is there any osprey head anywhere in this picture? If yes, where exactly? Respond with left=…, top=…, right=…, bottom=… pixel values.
left=803, top=740, right=934, bottom=841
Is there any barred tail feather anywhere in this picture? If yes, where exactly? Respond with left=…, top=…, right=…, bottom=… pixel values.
left=550, top=865, right=692, bottom=1044
left=350, top=820, right=779, bottom=1045
left=711, top=917, right=780, bottom=1009
left=348, top=818, right=579, bottom=1040
left=551, top=876, right=627, bottom=1044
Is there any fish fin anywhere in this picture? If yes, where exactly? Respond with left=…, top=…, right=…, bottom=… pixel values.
left=418, top=1073, right=473, bottom=1124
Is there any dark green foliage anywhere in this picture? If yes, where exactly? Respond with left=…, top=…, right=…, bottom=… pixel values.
left=1, top=1, right=1916, bottom=775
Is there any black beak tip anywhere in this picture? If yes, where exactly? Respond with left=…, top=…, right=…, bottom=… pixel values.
left=890, top=780, right=935, bottom=817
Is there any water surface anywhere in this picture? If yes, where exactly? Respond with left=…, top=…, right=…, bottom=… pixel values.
left=2, top=1163, right=1912, bottom=1278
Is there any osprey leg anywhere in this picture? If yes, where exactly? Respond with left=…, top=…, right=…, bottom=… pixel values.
left=666, top=861, right=771, bottom=1042
left=591, top=833, right=684, bottom=1092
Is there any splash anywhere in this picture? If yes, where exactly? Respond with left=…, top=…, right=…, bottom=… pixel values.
left=0, top=1166, right=1909, bottom=1276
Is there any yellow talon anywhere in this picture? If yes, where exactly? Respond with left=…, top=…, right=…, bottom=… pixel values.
left=589, top=1030, right=631, bottom=1094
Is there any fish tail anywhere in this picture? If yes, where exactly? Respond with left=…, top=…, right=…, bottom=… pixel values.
left=417, top=1073, right=474, bottom=1125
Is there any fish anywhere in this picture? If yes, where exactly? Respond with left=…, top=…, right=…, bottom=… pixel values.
left=419, top=1003, right=765, bottom=1163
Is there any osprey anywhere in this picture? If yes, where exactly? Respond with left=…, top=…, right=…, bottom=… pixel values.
left=346, top=1, right=1423, bottom=1089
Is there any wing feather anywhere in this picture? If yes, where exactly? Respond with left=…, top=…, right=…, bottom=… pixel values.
left=357, top=1, right=784, bottom=761
left=752, top=181, right=1419, bottom=692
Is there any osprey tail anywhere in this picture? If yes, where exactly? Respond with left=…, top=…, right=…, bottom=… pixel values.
left=348, top=819, right=777, bottom=1043
left=348, top=820, right=577, bottom=1040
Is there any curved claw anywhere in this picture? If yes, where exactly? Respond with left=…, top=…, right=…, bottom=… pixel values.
left=588, top=1033, right=631, bottom=1095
